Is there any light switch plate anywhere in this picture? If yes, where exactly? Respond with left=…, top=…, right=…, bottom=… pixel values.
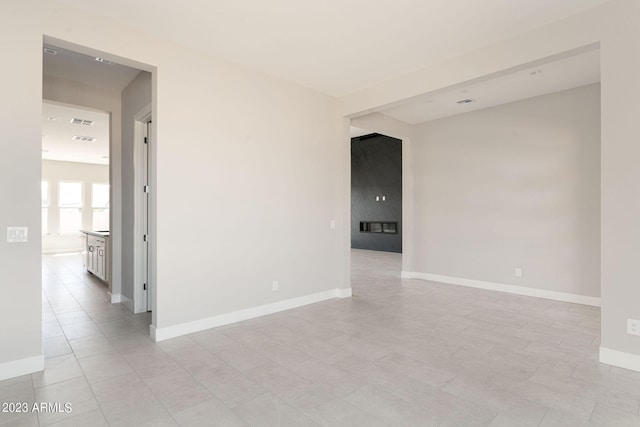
left=7, top=226, right=28, bottom=243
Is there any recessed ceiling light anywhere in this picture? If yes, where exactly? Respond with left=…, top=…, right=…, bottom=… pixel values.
left=456, top=98, right=474, bottom=105
left=95, top=57, right=113, bottom=65
left=43, top=47, right=57, bottom=55
left=47, top=116, right=55, bottom=121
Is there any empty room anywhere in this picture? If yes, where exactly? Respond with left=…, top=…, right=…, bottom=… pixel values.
left=2, top=0, right=640, bottom=426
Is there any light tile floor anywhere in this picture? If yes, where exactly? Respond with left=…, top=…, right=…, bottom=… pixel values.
left=2, top=250, right=640, bottom=426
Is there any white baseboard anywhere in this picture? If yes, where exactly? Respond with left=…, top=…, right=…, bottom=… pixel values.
left=0, top=355, right=44, bottom=381
left=600, top=347, right=640, bottom=373
left=408, top=272, right=601, bottom=307
left=121, top=295, right=134, bottom=312
left=109, top=293, right=134, bottom=311
left=151, top=288, right=352, bottom=342
left=336, top=288, right=352, bottom=298
left=401, top=271, right=414, bottom=279
left=108, top=292, right=121, bottom=304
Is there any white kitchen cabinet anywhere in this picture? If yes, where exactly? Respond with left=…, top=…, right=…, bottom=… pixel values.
left=82, top=231, right=109, bottom=283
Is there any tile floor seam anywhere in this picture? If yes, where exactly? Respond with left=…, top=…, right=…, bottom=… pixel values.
left=83, top=375, right=111, bottom=427
left=535, top=408, right=550, bottom=426
left=133, top=370, right=184, bottom=426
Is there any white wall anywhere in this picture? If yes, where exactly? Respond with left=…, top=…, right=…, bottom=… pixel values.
left=599, top=0, right=640, bottom=368
left=42, top=160, right=109, bottom=254
left=0, top=0, right=346, bottom=376
left=412, top=84, right=600, bottom=298
left=121, top=72, right=151, bottom=305
left=0, top=2, right=42, bottom=376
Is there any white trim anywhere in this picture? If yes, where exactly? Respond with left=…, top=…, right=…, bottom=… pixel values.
left=151, top=288, right=352, bottom=342
left=121, top=295, right=134, bottom=312
left=109, top=292, right=134, bottom=311
left=0, top=355, right=44, bottom=381
left=600, top=347, right=640, bottom=373
left=409, top=272, right=601, bottom=307
left=336, top=288, right=352, bottom=298
left=133, top=108, right=152, bottom=315
left=400, top=271, right=414, bottom=279
left=149, top=324, right=158, bottom=341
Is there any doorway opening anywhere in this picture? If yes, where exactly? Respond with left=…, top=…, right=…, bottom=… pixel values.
left=348, top=126, right=410, bottom=296
left=350, top=132, right=403, bottom=253
left=345, top=44, right=601, bottom=315
left=41, top=39, right=155, bottom=356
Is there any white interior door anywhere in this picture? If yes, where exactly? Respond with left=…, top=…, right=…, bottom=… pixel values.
left=143, top=120, right=151, bottom=311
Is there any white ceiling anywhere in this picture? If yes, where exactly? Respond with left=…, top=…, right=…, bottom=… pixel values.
left=42, top=103, right=110, bottom=165
left=380, top=48, right=600, bottom=124
left=44, top=44, right=140, bottom=92
left=52, top=0, right=612, bottom=96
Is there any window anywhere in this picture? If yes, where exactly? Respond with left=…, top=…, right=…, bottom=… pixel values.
left=41, top=181, right=49, bottom=235
left=59, top=182, right=83, bottom=234
left=92, top=183, right=109, bottom=231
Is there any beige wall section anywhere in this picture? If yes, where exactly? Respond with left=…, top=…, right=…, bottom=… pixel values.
left=412, top=84, right=601, bottom=298
left=121, top=72, right=151, bottom=304
left=153, top=55, right=343, bottom=329
left=0, top=9, right=42, bottom=371
left=42, top=160, right=109, bottom=254
left=600, top=0, right=640, bottom=360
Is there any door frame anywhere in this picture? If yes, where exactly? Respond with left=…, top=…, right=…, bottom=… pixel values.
left=344, top=117, right=415, bottom=281
left=133, top=104, right=152, bottom=313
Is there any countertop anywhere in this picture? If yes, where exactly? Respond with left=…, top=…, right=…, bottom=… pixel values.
left=80, top=230, right=110, bottom=238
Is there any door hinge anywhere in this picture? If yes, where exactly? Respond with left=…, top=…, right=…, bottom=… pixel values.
left=144, top=136, right=148, bottom=144
left=143, top=234, right=147, bottom=242
left=143, top=185, right=150, bottom=193
left=143, top=283, right=147, bottom=290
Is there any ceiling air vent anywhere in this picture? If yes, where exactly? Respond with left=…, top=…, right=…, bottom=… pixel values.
left=95, top=57, right=113, bottom=65
left=72, top=135, right=97, bottom=142
left=43, top=47, right=58, bottom=55
left=70, top=118, right=95, bottom=126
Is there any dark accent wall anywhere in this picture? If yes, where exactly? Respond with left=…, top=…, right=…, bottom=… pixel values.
left=351, top=134, right=402, bottom=253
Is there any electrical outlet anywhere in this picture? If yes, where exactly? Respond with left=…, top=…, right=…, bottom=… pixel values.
left=627, top=319, right=640, bottom=336
left=7, top=226, right=28, bottom=243
left=272, top=281, right=279, bottom=291
left=515, top=267, right=522, bottom=277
